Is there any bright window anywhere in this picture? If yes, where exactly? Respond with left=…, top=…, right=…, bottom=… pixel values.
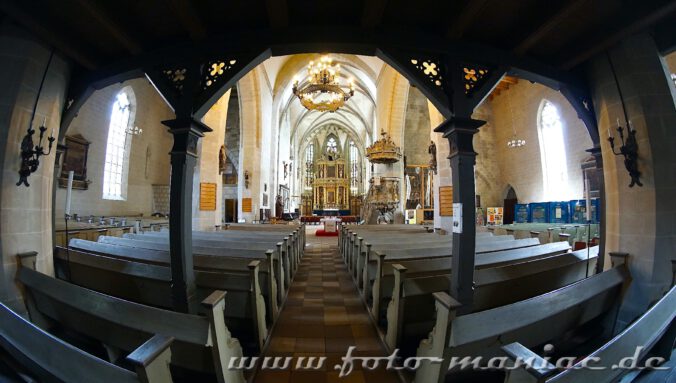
left=326, top=137, right=337, bottom=154
left=102, top=91, right=133, bottom=200
left=538, top=100, right=568, bottom=200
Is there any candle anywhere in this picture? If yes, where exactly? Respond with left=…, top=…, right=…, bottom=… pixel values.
left=585, top=177, right=591, bottom=222
left=607, top=126, right=611, bottom=138
left=65, top=170, right=74, bottom=217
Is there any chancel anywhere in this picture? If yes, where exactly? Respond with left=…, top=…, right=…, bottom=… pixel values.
left=0, top=1, right=674, bottom=383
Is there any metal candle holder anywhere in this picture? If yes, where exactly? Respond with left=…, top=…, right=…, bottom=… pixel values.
left=17, top=122, right=55, bottom=187
left=608, top=121, right=642, bottom=187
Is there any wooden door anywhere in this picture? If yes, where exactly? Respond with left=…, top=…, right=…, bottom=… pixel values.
left=224, top=199, right=237, bottom=222
left=503, top=198, right=517, bottom=224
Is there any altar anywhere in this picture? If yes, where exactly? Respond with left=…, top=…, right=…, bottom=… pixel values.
left=320, top=217, right=341, bottom=233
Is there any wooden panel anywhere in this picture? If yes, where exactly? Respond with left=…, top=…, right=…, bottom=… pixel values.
left=199, top=183, right=217, bottom=211
left=439, top=186, right=453, bottom=216
left=242, top=198, right=253, bottom=213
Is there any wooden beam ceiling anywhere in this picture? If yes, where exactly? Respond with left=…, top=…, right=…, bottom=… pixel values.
left=561, top=1, right=676, bottom=69
left=513, top=0, right=587, bottom=56
left=361, top=0, right=388, bottom=28
left=265, top=0, right=289, bottom=28
left=0, top=2, right=99, bottom=69
left=167, top=0, right=207, bottom=41
left=75, top=0, right=142, bottom=55
left=487, top=75, right=518, bottom=100
left=446, top=0, right=490, bottom=39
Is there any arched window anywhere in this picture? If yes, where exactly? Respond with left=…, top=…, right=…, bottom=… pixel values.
left=537, top=100, right=568, bottom=200
left=326, top=136, right=337, bottom=154
left=102, top=90, right=134, bottom=200
left=349, top=141, right=359, bottom=189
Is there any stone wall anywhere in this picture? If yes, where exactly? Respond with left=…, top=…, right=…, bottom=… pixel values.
left=55, top=78, right=174, bottom=218
left=587, top=33, right=676, bottom=326
left=403, top=87, right=432, bottom=166
left=193, top=90, right=230, bottom=230
left=487, top=81, right=593, bottom=203
left=0, top=21, right=69, bottom=312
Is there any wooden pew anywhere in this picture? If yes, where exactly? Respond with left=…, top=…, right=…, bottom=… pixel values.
left=363, top=237, right=548, bottom=316
left=97, top=235, right=289, bottom=306
left=16, top=260, right=246, bottom=383
left=348, top=235, right=524, bottom=281
left=0, top=301, right=174, bottom=383
left=128, top=231, right=299, bottom=286
left=53, top=246, right=268, bottom=353
left=384, top=247, right=598, bottom=354
left=413, top=253, right=631, bottom=383
left=69, top=238, right=280, bottom=322
left=502, top=284, right=676, bottom=383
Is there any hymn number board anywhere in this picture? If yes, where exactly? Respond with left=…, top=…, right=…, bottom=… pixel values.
left=439, top=186, right=453, bottom=216
left=199, top=183, right=217, bottom=211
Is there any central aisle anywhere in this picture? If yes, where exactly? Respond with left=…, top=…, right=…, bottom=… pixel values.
left=254, top=227, right=401, bottom=383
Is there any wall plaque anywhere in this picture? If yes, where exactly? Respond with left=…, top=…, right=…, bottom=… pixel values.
left=59, top=134, right=91, bottom=190
left=242, top=198, right=253, bottom=213
left=199, top=183, right=217, bottom=211
left=439, top=186, right=453, bottom=216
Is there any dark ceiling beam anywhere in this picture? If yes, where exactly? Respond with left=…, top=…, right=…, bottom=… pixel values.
left=513, top=0, right=587, bottom=56
left=561, top=1, right=676, bottom=70
left=265, top=0, right=289, bottom=28
left=0, top=2, right=99, bottom=69
left=75, top=0, right=142, bottom=55
left=167, top=0, right=207, bottom=41
left=446, top=0, right=490, bottom=39
left=361, top=0, right=388, bottom=28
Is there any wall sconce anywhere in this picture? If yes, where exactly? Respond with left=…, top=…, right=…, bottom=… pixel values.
left=244, top=170, right=250, bottom=189
left=608, top=119, right=642, bottom=187
left=606, top=51, right=642, bottom=188
left=16, top=51, right=56, bottom=187
left=17, top=120, right=55, bottom=187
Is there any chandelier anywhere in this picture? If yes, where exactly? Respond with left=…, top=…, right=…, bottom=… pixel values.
left=292, top=56, right=354, bottom=112
left=507, top=133, right=526, bottom=148
left=366, top=130, right=402, bottom=164
left=125, top=125, right=143, bottom=136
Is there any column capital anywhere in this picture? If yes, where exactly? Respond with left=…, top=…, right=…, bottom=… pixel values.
left=586, top=145, right=604, bottom=169
left=162, top=117, right=212, bottom=158
left=162, top=117, right=212, bottom=136
left=434, top=117, right=485, bottom=158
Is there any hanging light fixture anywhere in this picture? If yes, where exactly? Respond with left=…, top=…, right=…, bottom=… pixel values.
left=506, top=92, right=525, bottom=148
left=125, top=125, right=143, bottom=136
left=292, top=55, right=355, bottom=113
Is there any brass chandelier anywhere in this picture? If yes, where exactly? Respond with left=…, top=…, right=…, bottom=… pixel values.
left=292, top=56, right=354, bottom=112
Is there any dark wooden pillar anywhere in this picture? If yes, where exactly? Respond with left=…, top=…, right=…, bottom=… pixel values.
left=435, top=116, right=484, bottom=311
left=162, top=117, right=211, bottom=313
left=587, top=145, right=605, bottom=272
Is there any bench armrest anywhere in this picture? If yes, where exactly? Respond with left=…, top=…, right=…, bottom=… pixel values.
left=432, top=292, right=462, bottom=312
left=126, top=334, right=174, bottom=383
left=502, top=342, right=556, bottom=382
left=17, top=251, right=38, bottom=270
left=609, top=252, right=629, bottom=268
left=201, top=290, right=227, bottom=308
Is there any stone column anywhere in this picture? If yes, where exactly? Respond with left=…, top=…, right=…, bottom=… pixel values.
left=162, top=117, right=212, bottom=313
left=587, top=32, right=676, bottom=324
left=586, top=145, right=605, bottom=273
left=435, top=116, right=485, bottom=310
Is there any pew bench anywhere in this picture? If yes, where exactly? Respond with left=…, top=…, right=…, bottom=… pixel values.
left=68, top=238, right=281, bottom=322
left=384, top=247, right=598, bottom=355
left=0, top=301, right=174, bottom=383
left=502, top=284, right=676, bottom=383
left=412, top=253, right=631, bottom=383
left=53, top=246, right=268, bottom=354
left=16, top=261, right=246, bottom=383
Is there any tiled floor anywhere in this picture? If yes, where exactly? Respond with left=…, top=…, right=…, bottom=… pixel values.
left=254, top=227, right=401, bottom=383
